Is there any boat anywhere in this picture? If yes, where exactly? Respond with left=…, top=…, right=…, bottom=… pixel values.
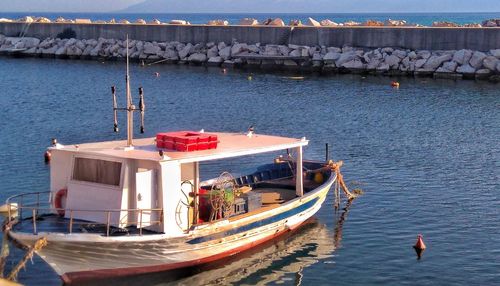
left=2, top=39, right=340, bottom=284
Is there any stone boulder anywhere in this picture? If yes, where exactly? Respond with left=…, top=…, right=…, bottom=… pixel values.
left=219, top=46, right=231, bottom=60
left=178, top=43, right=192, bottom=58
left=456, top=64, right=476, bottom=74
left=482, top=56, right=499, bottom=71
left=268, top=18, right=285, bottom=26
left=342, top=59, right=365, bottom=69
left=207, top=19, right=229, bottom=26
left=469, top=51, right=487, bottom=69
left=231, top=43, right=247, bottom=55
left=306, top=17, right=321, bottom=27
left=188, top=53, right=207, bottom=63
left=164, top=49, right=179, bottom=60
left=452, top=49, right=473, bottom=65
left=423, top=54, right=452, bottom=70
left=143, top=43, right=161, bottom=55
left=441, top=61, right=458, bottom=72
left=207, top=46, right=218, bottom=58
left=239, top=18, right=258, bottom=25
left=320, top=19, right=339, bottom=27
left=490, top=49, right=500, bottom=58
left=384, top=55, right=401, bottom=69
left=335, top=51, right=357, bottom=66
left=169, top=20, right=188, bottom=25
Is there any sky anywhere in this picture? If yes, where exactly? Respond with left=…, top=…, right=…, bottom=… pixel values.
left=1, top=0, right=500, bottom=13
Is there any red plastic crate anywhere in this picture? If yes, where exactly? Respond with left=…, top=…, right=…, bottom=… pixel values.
left=155, top=131, right=218, bottom=152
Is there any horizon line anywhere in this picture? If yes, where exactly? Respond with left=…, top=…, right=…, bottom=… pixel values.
left=1, top=11, right=500, bottom=14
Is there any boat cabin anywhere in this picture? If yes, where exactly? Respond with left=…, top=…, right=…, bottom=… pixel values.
left=46, top=131, right=318, bottom=237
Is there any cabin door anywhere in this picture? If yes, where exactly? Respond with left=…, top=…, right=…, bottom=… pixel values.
left=136, top=169, right=158, bottom=228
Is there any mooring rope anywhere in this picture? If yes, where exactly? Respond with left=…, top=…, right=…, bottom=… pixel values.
left=6, top=237, right=47, bottom=282
left=327, top=160, right=364, bottom=209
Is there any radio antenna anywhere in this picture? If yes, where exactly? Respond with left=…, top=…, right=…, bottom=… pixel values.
left=111, top=35, right=145, bottom=148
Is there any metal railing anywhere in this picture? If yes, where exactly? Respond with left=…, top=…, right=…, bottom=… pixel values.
left=6, top=191, right=163, bottom=237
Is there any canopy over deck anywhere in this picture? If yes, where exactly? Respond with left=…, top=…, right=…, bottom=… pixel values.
left=51, top=132, right=308, bottom=163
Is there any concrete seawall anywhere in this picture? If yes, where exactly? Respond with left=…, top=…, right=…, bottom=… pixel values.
left=1, top=22, right=500, bottom=51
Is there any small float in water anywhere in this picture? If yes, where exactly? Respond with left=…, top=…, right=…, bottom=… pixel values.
left=3, top=38, right=358, bottom=284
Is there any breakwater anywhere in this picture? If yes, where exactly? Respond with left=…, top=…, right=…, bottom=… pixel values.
left=1, top=23, right=500, bottom=81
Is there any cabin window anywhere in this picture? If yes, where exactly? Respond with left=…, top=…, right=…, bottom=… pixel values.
left=72, top=158, right=122, bottom=186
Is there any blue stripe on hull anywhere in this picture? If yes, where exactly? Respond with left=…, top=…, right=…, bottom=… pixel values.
left=187, top=197, right=320, bottom=244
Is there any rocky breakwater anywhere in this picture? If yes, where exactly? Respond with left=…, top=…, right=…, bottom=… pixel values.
left=1, top=34, right=500, bottom=82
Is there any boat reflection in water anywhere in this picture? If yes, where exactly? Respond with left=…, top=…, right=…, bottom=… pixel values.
left=74, top=203, right=352, bottom=286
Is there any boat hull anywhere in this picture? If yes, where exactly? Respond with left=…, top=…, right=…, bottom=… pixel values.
left=8, top=177, right=334, bottom=284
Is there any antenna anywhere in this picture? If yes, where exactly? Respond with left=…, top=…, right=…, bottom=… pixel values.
left=111, top=34, right=145, bottom=148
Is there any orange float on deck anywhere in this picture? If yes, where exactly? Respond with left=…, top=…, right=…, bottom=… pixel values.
left=156, top=131, right=218, bottom=152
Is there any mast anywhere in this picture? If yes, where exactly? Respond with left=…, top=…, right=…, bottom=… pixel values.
left=126, top=35, right=134, bottom=147
left=111, top=35, right=145, bottom=149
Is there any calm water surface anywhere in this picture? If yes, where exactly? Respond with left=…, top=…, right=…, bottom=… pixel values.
left=0, top=57, right=498, bottom=285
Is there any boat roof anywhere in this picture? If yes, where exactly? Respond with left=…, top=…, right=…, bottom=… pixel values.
left=51, top=132, right=308, bottom=163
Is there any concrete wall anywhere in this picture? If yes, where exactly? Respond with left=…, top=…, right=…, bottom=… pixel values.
left=1, top=22, right=500, bottom=51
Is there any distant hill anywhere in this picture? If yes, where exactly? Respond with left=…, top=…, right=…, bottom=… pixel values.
left=122, top=0, right=500, bottom=13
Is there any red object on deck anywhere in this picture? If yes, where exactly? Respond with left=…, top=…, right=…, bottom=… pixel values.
left=156, top=131, right=218, bottom=152
left=414, top=234, right=427, bottom=250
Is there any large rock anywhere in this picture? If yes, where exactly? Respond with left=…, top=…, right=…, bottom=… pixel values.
left=327, top=47, right=342, bottom=53
left=415, top=59, right=427, bottom=69
left=263, top=45, right=279, bottom=56
left=456, top=64, right=476, bottom=74
left=335, top=51, right=357, bottom=66
left=55, top=46, right=67, bottom=56
left=469, top=51, right=487, bottom=69
left=323, top=51, right=341, bottom=62
left=393, top=49, right=407, bottom=59
left=164, top=49, right=179, bottom=60
left=143, top=43, right=161, bottom=55
left=231, top=43, right=247, bottom=55
left=423, top=54, right=452, bottom=70
left=188, top=53, right=207, bottom=63
left=342, top=59, right=365, bottom=69
left=376, top=63, right=390, bottom=71
left=178, top=43, right=192, bottom=59
left=417, top=50, right=431, bottom=59
left=268, top=18, right=285, bottom=26
left=239, top=18, right=258, bottom=25
left=247, top=44, right=260, bottom=53
left=320, top=19, right=339, bottom=27
left=289, top=49, right=301, bottom=57
left=207, top=46, right=218, bottom=58
left=441, top=61, right=458, bottom=72
left=482, top=56, right=499, bottom=71
left=490, top=49, right=500, bottom=58
left=367, top=59, right=381, bottom=69
left=41, top=46, right=58, bottom=54
left=306, top=17, right=321, bottom=27
left=452, top=49, right=473, bottom=65
left=219, top=46, right=231, bottom=60
left=217, top=42, right=226, bottom=51
left=384, top=55, right=401, bottom=69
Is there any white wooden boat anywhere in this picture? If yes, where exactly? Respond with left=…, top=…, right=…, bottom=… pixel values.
left=3, top=41, right=338, bottom=283
left=5, top=132, right=336, bottom=283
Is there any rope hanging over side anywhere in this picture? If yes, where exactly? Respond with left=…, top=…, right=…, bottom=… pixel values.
left=6, top=237, right=47, bottom=282
left=328, top=160, right=364, bottom=209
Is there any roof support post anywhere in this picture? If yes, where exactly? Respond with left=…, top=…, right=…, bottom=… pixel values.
left=296, top=146, right=304, bottom=197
